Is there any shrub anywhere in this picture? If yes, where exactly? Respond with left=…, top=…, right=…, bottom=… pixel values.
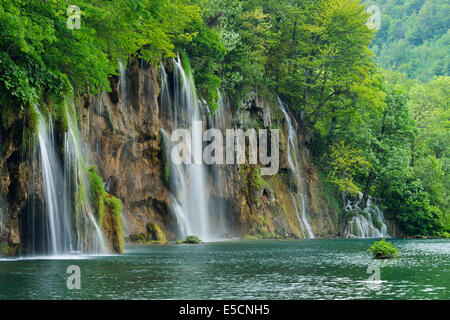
left=182, top=235, right=202, bottom=244
left=368, top=238, right=399, bottom=259
left=242, top=234, right=258, bottom=240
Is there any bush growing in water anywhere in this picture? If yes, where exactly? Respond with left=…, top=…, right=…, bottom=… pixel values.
left=368, top=239, right=399, bottom=259
left=182, top=235, right=202, bottom=244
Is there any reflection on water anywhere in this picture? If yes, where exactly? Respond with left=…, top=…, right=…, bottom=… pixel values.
left=0, top=239, right=448, bottom=299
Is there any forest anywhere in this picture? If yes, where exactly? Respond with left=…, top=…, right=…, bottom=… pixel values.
left=0, top=0, right=448, bottom=238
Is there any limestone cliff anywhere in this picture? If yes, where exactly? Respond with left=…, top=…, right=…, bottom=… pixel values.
left=0, top=57, right=395, bottom=256
left=78, top=58, right=343, bottom=242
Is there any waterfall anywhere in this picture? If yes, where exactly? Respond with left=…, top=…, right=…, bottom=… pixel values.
left=159, top=55, right=211, bottom=241
left=119, top=60, right=127, bottom=105
left=34, top=109, right=73, bottom=254
left=160, top=128, right=191, bottom=238
left=344, top=192, right=389, bottom=238
left=206, top=91, right=232, bottom=238
left=278, top=98, right=314, bottom=238
left=64, top=103, right=107, bottom=253
left=27, top=104, right=106, bottom=256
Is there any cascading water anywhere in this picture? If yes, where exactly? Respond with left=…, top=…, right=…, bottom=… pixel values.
left=26, top=103, right=106, bottom=256
left=278, top=98, right=314, bottom=238
left=64, top=104, right=107, bottom=253
left=344, top=192, right=389, bottom=238
left=159, top=56, right=211, bottom=241
left=160, top=128, right=191, bottom=238
left=119, top=60, right=127, bottom=105
left=206, top=91, right=233, bottom=238
left=31, top=109, right=73, bottom=254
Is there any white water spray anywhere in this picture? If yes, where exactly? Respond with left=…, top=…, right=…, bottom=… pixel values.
left=30, top=104, right=107, bottom=256
left=278, top=98, right=314, bottom=238
left=159, top=56, right=211, bottom=241
left=344, top=192, right=389, bottom=238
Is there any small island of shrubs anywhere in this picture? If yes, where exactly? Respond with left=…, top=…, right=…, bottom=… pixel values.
left=182, top=235, right=202, bottom=244
left=368, top=238, right=399, bottom=259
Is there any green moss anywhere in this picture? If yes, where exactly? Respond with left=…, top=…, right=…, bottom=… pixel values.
left=146, top=222, right=168, bottom=244
left=159, top=131, right=170, bottom=188
left=54, top=101, right=69, bottom=134
left=104, top=194, right=124, bottom=253
left=87, top=166, right=124, bottom=253
left=21, top=104, right=39, bottom=156
left=88, top=166, right=105, bottom=227
left=239, top=164, right=267, bottom=202
left=0, top=243, right=9, bottom=255
left=24, top=103, right=38, bottom=134
left=318, top=170, right=342, bottom=228
left=251, top=167, right=266, bottom=191
left=438, top=231, right=450, bottom=239
left=258, top=230, right=275, bottom=239
left=242, top=234, right=258, bottom=240
left=163, top=161, right=170, bottom=187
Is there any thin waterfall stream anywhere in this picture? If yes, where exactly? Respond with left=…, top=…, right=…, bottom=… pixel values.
left=278, top=98, right=315, bottom=239
left=27, top=104, right=107, bottom=256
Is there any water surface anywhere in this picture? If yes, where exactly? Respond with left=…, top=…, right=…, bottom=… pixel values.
left=0, top=239, right=448, bottom=299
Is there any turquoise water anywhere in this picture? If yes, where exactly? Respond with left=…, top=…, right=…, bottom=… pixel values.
left=0, top=239, right=448, bottom=299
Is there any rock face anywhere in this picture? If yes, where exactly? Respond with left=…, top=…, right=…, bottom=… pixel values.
left=77, top=58, right=176, bottom=242
left=218, top=92, right=340, bottom=239
left=78, top=58, right=343, bottom=241
left=0, top=57, right=399, bottom=256
left=0, top=111, right=35, bottom=256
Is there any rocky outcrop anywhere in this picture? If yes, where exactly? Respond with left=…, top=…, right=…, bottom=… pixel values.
left=0, top=110, right=35, bottom=255
left=77, top=57, right=176, bottom=242
left=78, top=59, right=343, bottom=241
left=0, top=57, right=395, bottom=257
left=216, top=92, right=340, bottom=239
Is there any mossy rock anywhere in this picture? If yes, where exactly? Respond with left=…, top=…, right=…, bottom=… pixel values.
left=368, top=238, right=399, bottom=259
left=146, top=222, right=168, bottom=244
left=182, top=235, right=202, bottom=244
left=242, top=234, right=259, bottom=240
left=103, top=194, right=124, bottom=253
left=0, top=243, right=9, bottom=256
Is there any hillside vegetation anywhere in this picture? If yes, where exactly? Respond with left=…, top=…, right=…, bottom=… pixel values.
left=0, top=0, right=448, bottom=236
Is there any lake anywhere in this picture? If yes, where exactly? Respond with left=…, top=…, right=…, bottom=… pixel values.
left=0, top=238, right=448, bottom=299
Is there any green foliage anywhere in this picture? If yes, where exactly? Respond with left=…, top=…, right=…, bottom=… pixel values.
left=104, top=194, right=124, bottom=252
left=0, top=243, right=8, bottom=255
left=176, top=19, right=225, bottom=111
left=1, top=0, right=447, bottom=239
left=182, top=235, right=202, bottom=243
left=163, top=161, right=170, bottom=187
left=146, top=222, right=168, bottom=244
left=88, top=166, right=105, bottom=227
left=276, top=0, right=376, bottom=129
left=366, top=0, right=449, bottom=81
left=368, top=238, right=399, bottom=259
left=0, top=0, right=199, bottom=120
left=328, top=141, right=371, bottom=196
left=395, top=190, right=446, bottom=236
